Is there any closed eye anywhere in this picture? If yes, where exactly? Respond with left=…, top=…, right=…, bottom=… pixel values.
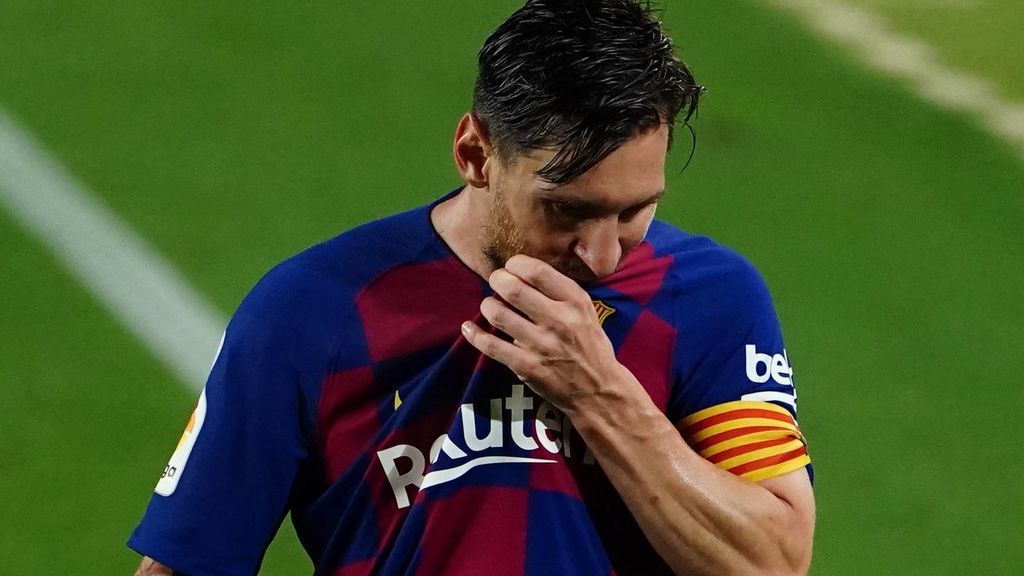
left=619, top=200, right=658, bottom=222
left=546, top=199, right=597, bottom=220
left=542, top=189, right=664, bottom=222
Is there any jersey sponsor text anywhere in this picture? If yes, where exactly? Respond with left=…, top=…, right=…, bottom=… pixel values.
left=377, top=384, right=595, bottom=508
left=745, top=344, right=793, bottom=386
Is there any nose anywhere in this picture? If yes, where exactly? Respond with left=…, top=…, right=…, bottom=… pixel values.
left=574, top=218, right=622, bottom=278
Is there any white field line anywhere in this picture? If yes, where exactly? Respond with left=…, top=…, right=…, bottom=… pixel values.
left=0, top=107, right=224, bottom=391
left=766, top=0, right=1024, bottom=160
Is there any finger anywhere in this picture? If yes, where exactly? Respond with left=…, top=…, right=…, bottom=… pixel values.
left=488, top=268, right=555, bottom=322
left=480, top=296, right=557, bottom=349
left=504, top=254, right=584, bottom=302
left=461, top=321, right=537, bottom=376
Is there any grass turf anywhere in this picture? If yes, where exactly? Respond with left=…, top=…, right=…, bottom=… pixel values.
left=846, top=0, right=1024, bottom=102
left=0, top=1, right=1021, bottom=573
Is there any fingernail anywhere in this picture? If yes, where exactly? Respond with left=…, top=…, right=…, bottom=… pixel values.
left=461, top=322, right=472, bottom=337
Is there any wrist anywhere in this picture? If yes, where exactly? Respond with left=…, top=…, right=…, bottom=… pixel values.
left=564, top=363, right=666, bottom=437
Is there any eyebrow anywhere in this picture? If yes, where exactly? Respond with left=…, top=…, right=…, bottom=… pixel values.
left=543, top=189, right=666, bottom=213
left=638, top=189, right=667, bottom=206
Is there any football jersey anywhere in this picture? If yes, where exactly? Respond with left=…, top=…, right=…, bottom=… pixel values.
left=128, top=188, right=811, bottom=576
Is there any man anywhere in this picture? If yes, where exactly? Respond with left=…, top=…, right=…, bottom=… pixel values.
left=131, top=1, right=814, bottom=574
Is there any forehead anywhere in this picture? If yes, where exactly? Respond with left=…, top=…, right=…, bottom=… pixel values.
left=513, top=125, right=669, bottom=207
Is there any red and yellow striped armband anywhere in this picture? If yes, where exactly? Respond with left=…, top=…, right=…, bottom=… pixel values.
left=679, top=400, right=811, bottom=483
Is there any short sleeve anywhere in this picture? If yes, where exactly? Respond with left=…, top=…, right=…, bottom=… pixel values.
left=668, top=252, right=810, bottom=483
left=128, top=262, right=326, bottom=575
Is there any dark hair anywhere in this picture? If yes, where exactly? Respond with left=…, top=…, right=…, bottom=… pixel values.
left=473, top=0, right=704, bottom=185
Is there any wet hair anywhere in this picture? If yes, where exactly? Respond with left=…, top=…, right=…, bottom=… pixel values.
left=473, top=0, right=705, bottom=185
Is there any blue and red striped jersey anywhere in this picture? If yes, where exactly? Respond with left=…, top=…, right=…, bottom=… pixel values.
left=128, top=189, right=810, bottom=575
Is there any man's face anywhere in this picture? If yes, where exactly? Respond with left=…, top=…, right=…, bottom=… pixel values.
left=482, top=125, right=669, bottom=284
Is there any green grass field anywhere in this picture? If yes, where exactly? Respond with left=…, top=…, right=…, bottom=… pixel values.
left=1, top=1, right=1022, bottom=574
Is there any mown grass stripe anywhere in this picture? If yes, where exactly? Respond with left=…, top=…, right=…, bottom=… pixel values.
left=0, top=107, right=224, bottom=391
left=767, top=0, right=1024, bottom=159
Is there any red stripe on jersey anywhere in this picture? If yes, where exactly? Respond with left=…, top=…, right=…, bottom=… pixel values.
left=318, top=366, right=379, bottom=481
left=357, top=258, right=483, bottom=363
left=330, top=558, right=376, bottom=576
left=602, top=242, right=674, bottom=306
left=617, top=309, right=675, bottom=411
left=414, top=487, right=528, bottom=576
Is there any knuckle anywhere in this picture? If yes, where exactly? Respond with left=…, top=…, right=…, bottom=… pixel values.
left=549, top=316, right=571, bottom=336
left=481, top=338, right=498, bottom=356
left=507, top=256, right=547, bottom=286
left=523, top=260, right=543, bottom=282
left=521, top=358, right=543, bottom=379
left=517, top=254, right=537, bottom=270
left=573, top=296, right=591, bottom=312
left=538, top=325, right=557, bottom=344
left=488, top=268, right=504, bottom=285
left=490, top=307, right=508, bottom=329
left=506, top=282, right=523, bottom=300
left=573, top=307, right=593, bottom=327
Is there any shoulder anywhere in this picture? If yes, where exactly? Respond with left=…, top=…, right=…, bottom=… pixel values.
left=232, top=202, right=437, bottom=349
left=645, top=219, right=772, bottom=313
left=647, top=222, right=793, bottom=420
left=290, top=202, right=437, bottom=286
left=251, top=203, right=435, bottom=304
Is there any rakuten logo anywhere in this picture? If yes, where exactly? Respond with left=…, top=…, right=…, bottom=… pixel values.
left=745, top=345, right=793, bottom=386
left=377, top=384, right=593, bottom=509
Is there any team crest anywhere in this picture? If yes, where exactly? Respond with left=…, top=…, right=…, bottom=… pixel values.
left=592, top=300, right=616, bottom=326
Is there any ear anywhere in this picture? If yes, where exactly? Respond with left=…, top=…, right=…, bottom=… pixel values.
left=453, top=113, right=494, bottom=188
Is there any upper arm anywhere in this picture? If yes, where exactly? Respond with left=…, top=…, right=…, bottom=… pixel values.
left=127, top=262, right=337, bottom=574
left=127, top=319, right=309, bottom=573
left=670, top=252, right=812, bottom=483
left=667, top=246, right=815, bottom=569
left=669, top=251, right=798, bottom=420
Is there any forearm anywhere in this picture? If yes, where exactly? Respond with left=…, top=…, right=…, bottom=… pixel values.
left=566, top=367, right=813, bottom=576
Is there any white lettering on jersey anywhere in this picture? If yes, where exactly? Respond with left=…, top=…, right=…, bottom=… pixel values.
left=376, top=384, right=595, bottom=509
left=154, top=332, right=223, bottom=497
left=745, top=344, right=794, bottom=386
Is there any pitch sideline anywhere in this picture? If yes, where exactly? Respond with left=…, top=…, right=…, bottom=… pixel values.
left=0, top=107, right=224, bottom=392
left=767, top=0, right=1024, bottom=160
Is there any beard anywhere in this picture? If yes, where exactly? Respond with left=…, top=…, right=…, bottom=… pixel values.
left=481, top=183, right=525, bottom=272
left=481, top=184, right=599, bottom=285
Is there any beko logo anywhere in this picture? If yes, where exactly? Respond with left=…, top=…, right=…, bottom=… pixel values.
left=745, top=344, right=793, bottom=386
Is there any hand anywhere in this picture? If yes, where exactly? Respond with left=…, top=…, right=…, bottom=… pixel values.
left=134, top=557, right=173, bottom=575
left=461, top=254, right=632, bottom=414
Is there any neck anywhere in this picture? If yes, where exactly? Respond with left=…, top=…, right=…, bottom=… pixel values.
left=430, top=185, right=495, bottom=280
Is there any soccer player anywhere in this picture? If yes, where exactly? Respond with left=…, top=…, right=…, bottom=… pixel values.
left=130, top=1, right=815, bottom=574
